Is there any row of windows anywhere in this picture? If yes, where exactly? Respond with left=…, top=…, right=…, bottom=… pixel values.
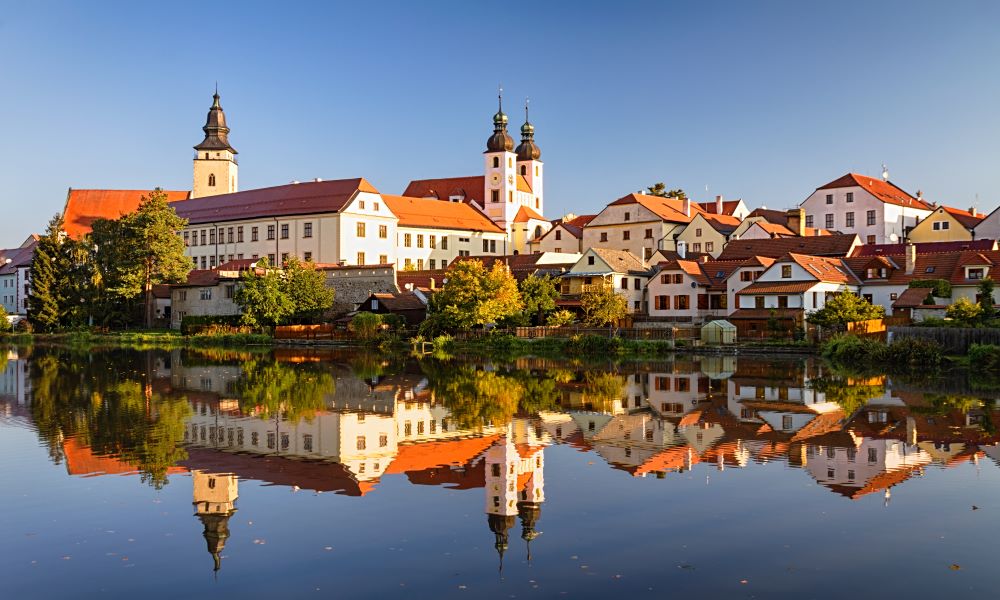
left=402, top=232, right=446, bottom=248
left=824, top=192, right=854, bottom=204
left=401, top=258, right=448, bottom=270
left=806, top=210, right=877, bottom=230
left=183, top=222, right=315, bottom=246
left=597, top=229, right=656, bottom=243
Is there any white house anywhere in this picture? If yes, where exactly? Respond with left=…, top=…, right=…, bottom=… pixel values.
left=583, top=193, right=703, bottom=261
left=0, top=236, right=38, bottom=317
left=800, top=173, right=934, bottom=245
left=560, top=248, right=649, bottom=314
left=531, top=214, right=595, bottom=254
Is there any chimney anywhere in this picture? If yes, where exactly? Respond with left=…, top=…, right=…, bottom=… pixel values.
left=786, top=208, right=805, bottom=237
left=905, top=242, right=916, bottom=275
left=430, top=277, right=436, bottom=290
left=715, top=195, right=723, bottom=214
left=683, top=197, right=691, bottom=217
left=970, top=206, right=978, bottom=218
left=698, top=255, right=709, bottom=264
left=676, top=240, right=687, bottom=259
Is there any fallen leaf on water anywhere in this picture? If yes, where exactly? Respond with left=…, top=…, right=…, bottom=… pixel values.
left=740, top=579, right=748, bottom=584
left=950, top=564, right=961, bottom=571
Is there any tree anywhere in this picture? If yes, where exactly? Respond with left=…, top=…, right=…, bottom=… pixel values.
left=978, top=278, right=995, bottom=320
left=580, top=285, right=628, bottom=327
left=429, top=260, right=523, bottom=330
left=946, top=297, right=982, bottom=323
left=234, top=262, right=294, bottom=328
left=350, top=312, right=383, bottom=341
left=646, top=183, right=687, bottom=200
left=806, top=292, right=884, bottom=329
left=0, top=304, right=11, bottom=333
left=547, top=309, right=576, bottom=327
left=28, top=215, right=70, bottom=332
left=105, top=190, right=191, bottom=327
left=518, top=274, right=559, bottom=325
left=283, top=257, right=335, bottom=322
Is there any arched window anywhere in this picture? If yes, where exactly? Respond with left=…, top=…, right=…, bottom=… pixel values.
left=534, top=225, right=542, bottom=238
left=208, top=174, right=216, bottom=187
left=520, top=165, right=526, bottom=176
left=492, top=157, right=499, bottom=168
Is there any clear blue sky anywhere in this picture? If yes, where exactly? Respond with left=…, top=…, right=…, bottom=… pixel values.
left=2, top=1, right=999, bottom=247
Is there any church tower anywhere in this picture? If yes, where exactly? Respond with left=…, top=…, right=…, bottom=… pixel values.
left=515, top=100, right=543, bottom=215
left=483, top=88, right=518, bottom=230
left=192, top=88, right=238, bottom=198
left=192, top=470, right=238, bottom=572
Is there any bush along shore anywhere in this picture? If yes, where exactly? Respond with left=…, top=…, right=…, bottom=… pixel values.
left=820, top=334, right=943, bottom=374
left=0, top=329, right=272, bottom=349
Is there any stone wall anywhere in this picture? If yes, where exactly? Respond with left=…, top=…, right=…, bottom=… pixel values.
left=323, top=266, right=398, bottom=316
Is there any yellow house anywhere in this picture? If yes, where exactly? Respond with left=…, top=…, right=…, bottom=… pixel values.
left=674, top=213, right=742, bottom=258
left=907, top=206, right=983, bottom=243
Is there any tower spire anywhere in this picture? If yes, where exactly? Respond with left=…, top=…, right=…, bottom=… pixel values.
left=515, top=97, right=541, bottom=161
left=486, top=85, right=513, bottom=152
left=195, top=89, right=236, bottom=153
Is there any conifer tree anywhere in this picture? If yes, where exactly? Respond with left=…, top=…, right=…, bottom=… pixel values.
left=28, top=214, right=67, bottom=332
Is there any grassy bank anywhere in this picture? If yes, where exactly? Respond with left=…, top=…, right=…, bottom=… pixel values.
left=0, top=329, right=273, bottom=349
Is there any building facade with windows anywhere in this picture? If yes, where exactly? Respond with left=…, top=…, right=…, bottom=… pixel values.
left=583, top=193, right=702, bottom=260
left=560, top=248, right=649, bottom=314
left=800, top=173, right=933, bottom=245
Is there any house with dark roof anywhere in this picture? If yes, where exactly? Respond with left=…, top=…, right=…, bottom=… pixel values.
left=800, top=173, right=934, bottom=245
left=717, top=233, right=861, bottom=261
left=560, top=248, right=650, bottom=314
left=360, top=290, right=428, bottom=325
left=0, top=236, right=39, bottom=317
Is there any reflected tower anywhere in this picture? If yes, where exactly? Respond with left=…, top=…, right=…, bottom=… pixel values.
left=192, top=470, right=239, bottom=572
left=484, top=423, right=546, bottom=570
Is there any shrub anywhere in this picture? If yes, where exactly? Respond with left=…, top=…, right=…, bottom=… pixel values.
left=181, top=314, right=244, bottom=335
left=0, top=305, right=11, bottom=333
left=946, top=297, right=982, bottom=323
left=969, top=344, right=1000, bottom=371
left=909, top=279, right=952, bottom=298
left=546, top=310, right=576, bottom=327
left=821, top=334, right=941, bottom=371
left=350, top=312, right=383, bottom=341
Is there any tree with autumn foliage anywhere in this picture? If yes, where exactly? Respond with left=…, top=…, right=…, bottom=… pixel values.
left=427, top=260, right=523, bottom=330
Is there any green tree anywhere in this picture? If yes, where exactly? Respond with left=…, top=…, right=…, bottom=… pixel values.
left=978, top=278, right=995, bottom=320
left=429, top=260, right=523, bottom=330
left=806, top=292, right=884, bottom=329
left=0, top=304, right=11, bottom=333
left=646, top=183, right=687, bottom=200
left=350, top=312, right=383, bottom=341
left=946, top=297, right=982, bottom=323
left=519, top=274, right=559, bottom=325
left=234, top=261, right=295, bottom=328
left=28, top=215, right=70, bottom=332
left=580, top=285, right=627, bottom=327
left=546, top=309, right=576, bottom=327
left=101, top=190, right=190, bottom=327
left=283, top=257, right=335, bottom=322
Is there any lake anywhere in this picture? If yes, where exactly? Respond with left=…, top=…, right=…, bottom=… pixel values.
left=1, top=344, right=998, bottom=598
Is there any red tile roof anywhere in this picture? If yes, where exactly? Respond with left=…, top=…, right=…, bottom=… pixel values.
left=696, top=199, right=744, bottom=215
left=786, top=253, right=857, bottom=284
left=850, top=239, right=996, bottom=257
left=941, top=206, right=986, bottom=229
left=607, top=193, right=705, bottom=223
left=403, top=176, right=486, bottom=207
left=736, top=281, right=824, bottom=295
left=384, top=435, right=501, bottom=475
left=381, top=195, right=504, bottom=233
left=63, top=189, right=192, bottom=239
left=892, top=287, right=933, bottom=309
left=728, top=308, right=803, bottom=319
left=173, top=178, right=378, bottom=225
left=816, top=173, right=933, bottom=210
left=718, top=233, right=860, bottom=260
left=397, top=269, right=448, bottom=290
left=537, top=214, right=595, bottom=242
left=370, top=291, right=427, bottom=311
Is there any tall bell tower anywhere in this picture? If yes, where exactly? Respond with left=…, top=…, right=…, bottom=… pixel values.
left=483, top=87, right=518, bottom=229
left=192, top=87, right=238, bottom=198
left=515, top=99, right=543, bottom=215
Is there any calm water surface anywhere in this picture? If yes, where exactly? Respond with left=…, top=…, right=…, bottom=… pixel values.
left=2, top=345, right=1000, bottom=598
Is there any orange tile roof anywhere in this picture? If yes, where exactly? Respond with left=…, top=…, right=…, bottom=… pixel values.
left=940, top=206, right=985, bottom=229
left=383, top=435, right=501, bottom=475
left=736, top=281, right=824, bottom=295
left=63, top=189, right=192, bottom=239
left=892, top=287, right=933, bottom=309
left=786, top=253, right=857, bottom=284
left=699, top=212, right=742, bottom=233
left=516, top=175, right=532, bottom=193
left=513, top=205, right=546, bottom=223
left=403, top=175, right=486, bottom=207
left=608, top=193, right=705, bottom=223
left=633, top=445, right=699, bottom=476
left=381, top=195, right=504, bottom=233
left=817, top=173, right=933, bottom=210
left=63, top=437, right=188, bottom=477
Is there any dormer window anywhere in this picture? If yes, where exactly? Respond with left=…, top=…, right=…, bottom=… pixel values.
left=781, top=265, right=792, bottom=278
left=968, top=267, right=986, bottom=280
left=925, top=266, right=936, bottom=274
left=587, top=255, right=595, bottom=265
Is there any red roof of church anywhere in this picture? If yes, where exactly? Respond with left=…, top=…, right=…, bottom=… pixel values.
left=62, top=189, right=192, bottom=239
left=381, top=194, right=504, bottom=233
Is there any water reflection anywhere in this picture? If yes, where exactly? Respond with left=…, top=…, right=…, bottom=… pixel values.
left=3, top=345, right=1000, bottom=576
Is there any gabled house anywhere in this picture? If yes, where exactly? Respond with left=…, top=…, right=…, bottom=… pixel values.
left=973, top=204, right=1000, bottom=241
left=800, top=173, right=934, bottom=245
left=734, top=208, right=832, bottom=240
left=531, top=214, right=595, bottom=254
left=674, top=212, right=742, bottom=258
left=0, top=236, right=39, bottom=317
left=732, top=253, right=861, bottom=336
left=695, top=195, right=750, bottom=220
left=583, top=193, right=705, bottom=261
left=360, top=290, right=428, bottom=325
left=644, top=256, right=775, bottom=323
left=560, top=248, right=649, bottom=314
left=907, top=205, right=984, bottom=243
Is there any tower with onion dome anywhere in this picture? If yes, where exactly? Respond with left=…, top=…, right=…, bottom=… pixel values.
left=192, top=87, right=239, bottom=198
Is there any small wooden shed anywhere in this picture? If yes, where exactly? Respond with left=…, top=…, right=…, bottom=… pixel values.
left=701, top=319, right=737, bottom=345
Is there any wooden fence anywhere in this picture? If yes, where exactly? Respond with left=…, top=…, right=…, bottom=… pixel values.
left=274, top=324, right=352, bottom=341
left=890, top=326, right=1000, bottom=354
left=846, top=317, right=911, bottom=338
left=510, top=326, right=675, bottom=341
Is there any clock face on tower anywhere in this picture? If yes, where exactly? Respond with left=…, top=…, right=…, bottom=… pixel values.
left=490, top=174, right=500, bottom=186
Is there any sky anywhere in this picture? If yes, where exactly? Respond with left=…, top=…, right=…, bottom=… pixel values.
left=1, top=0, right=999, bottom=248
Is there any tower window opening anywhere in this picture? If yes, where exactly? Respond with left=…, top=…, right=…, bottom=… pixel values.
left=492, top=157, right=499, bottom=168
left=208, top=174, right=216, bottom=187
left=520, top=165, right=526, bottom=176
